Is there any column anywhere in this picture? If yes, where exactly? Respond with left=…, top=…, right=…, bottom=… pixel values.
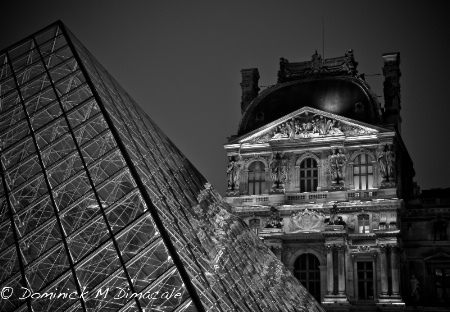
left=347, top=162, right=354, bottom=189
left=326, top=247, right=334, bottom=295
left=265, top=168, right=270, bottom=193
left=294, top=165, right=300, bottom=191
left=352, top=255, right=357, bottom=300
left=379, top=246, right=388, bottom=296
left=242, top=169, right=249, bottom=194
left=390, top=247, right=400, bottom=296
left=373, top=254, right=378, bottom=298
left=372, top=160, right=378, bottom=188
left=337, top=246, right=346, bottom=295
left=319, top=265, right=327, bottom=302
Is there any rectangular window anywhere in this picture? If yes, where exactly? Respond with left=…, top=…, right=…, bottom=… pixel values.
left=357, top=261, right=374, bottom=300
left=358, top=215, right=370, bottom=233
left=354, top=154, right=374, bottom=190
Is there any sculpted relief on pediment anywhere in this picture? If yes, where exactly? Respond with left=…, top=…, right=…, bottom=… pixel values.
left=287, top=209, right=326, bottom=233
left=250, top=111, right=376, bottom=143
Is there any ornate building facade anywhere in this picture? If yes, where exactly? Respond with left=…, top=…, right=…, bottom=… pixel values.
left=224, top=51, right=425, bottom=311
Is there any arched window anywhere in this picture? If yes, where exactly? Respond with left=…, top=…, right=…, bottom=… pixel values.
left=358, top=214, right=370, bottom=233
left=248, top=161, right=265, bottom=195
left=353, top=154, right=373, bottom=190
left=294, top=253, right=321, bottom=302
left=249, top=218, right=261, bottom=235
left=300, top=158, right=318, bottom=192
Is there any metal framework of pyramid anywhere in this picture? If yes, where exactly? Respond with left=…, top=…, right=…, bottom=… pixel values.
left=0, top=21, right=323, bottom=312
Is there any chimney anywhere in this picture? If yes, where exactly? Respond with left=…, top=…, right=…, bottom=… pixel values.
left=240, top=68, right=260, bottom=114
left=382, top=52, right=402, bottom=133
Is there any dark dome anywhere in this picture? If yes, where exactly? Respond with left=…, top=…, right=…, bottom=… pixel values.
left=238, top=77, right=382, bottom=135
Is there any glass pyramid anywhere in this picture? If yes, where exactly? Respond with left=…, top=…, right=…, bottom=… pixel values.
left=0, top=21, right=323, bottom=312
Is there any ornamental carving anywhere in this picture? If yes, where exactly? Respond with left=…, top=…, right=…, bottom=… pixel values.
left=288, top=209, right=326, bottom=232
left=278, top=50, right=358, bottom=83
left=350, top=246, right=373, bottom=253
left=250, top=111, right=374, bottom=143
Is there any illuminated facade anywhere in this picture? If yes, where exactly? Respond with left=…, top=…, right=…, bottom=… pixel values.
left=0, top=22, right=324, bottom=312
left=225, top=51, right=418, bottom=311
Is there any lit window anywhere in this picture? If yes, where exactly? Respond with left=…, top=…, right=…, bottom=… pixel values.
left=248, top=161, right=265, bottom=195
left=434, top=221, right=448, bottom=241
left=300, top=158, right=318, bottom=192
left=358, top=214, right=370, bottom=233
left=353, top=154, right=373, bottom=190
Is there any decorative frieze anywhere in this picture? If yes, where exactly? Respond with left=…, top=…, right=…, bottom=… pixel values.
left=250, top=111, right=376, bottom=143
left=287, top=209, right=326, bottom=232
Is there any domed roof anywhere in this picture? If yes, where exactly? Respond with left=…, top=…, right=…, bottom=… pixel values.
left=238, top=76, right=382, bottom=136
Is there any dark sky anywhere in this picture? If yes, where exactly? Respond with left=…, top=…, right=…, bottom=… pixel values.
left=1, top=1, right=449, bottom=195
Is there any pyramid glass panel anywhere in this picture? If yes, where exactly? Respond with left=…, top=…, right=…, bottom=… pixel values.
left=0, top=21, right=324, bottom=312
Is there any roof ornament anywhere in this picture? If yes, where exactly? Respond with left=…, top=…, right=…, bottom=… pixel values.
left=311, top=49, right=323, bottom=72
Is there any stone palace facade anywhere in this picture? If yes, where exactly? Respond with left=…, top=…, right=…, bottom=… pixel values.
left=223, top=51, right=449, bottom=311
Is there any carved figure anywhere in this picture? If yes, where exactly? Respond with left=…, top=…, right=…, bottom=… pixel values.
left=378, top=146, right=388, bottom=180
left=265, top=207, right=283, bottom=229
left=387, top=145, right=396, bottom=179
left=251, top=111, right=376, bottom=144
left=226, top=156, right=241, bottom=191
left=328, top=149, right=346, bottom=184
left=378, top=144, right=395, bottom=182
left=410, top=275, right=420, bottom=301
left=270, top=152, right=289, bottom=188
left=269, top=153, right=281, bottom=186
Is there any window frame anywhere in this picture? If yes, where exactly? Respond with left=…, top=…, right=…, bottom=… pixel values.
left=248, top=161, right=266, bottom=195
left=293, top=253, right=321, bottom=302
left=299, top=157, right=318, bottom=193
left=353, top=153, right=374, bottom=190
left=358, top=214, right=371, bottom=234
left=357, top=261, right=375, bottom=300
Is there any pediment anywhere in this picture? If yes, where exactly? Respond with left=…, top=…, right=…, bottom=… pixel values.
left=232, top=107, right=390, bottom=144
left=424, top=252, right=450, bottom=262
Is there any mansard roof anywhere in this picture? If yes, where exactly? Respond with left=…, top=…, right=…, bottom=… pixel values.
left=238, top=51, right=383, bottom=136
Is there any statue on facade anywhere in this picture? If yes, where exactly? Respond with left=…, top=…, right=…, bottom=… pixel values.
left=269, top=152, right=289, bottom=190
left=378, top=144, right=396, bottom=184
left=387, top=145, right=396, bottom=180
left=265, top=207, right=283, bottom=229
left=328, top=148, right=346, bottom=185
left=226, top=155, right=241, bottom=192
left=378, top=146, right=388, bottom=180
left=410, top=275, right=420, bottom=301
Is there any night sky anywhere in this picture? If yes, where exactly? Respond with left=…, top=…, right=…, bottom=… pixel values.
left=1, top=1, right=449, bottom=195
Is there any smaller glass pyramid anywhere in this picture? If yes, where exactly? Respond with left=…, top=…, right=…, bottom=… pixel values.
left=0, top=21, right=324, bottom=312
